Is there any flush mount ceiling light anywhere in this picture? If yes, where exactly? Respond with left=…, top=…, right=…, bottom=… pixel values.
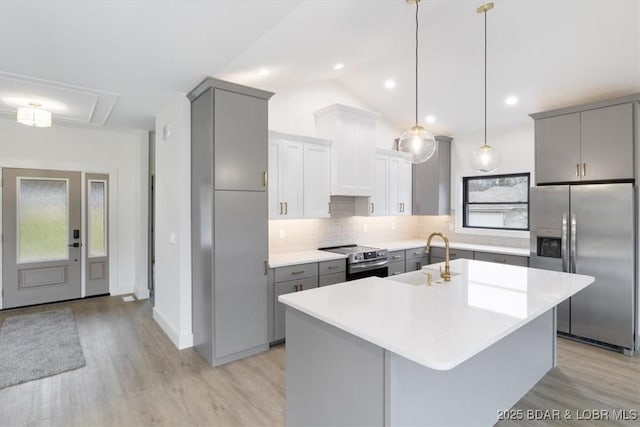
left=471, top=2, right=501, bottom=174
left=505, top=95, right=518, bottom=106
left=16, top=102, right=52, bottom=127
left=397, top=0, right=436, bottom=164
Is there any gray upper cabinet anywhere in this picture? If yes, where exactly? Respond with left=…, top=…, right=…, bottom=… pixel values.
left=532, top=95, right=638, bottom=184
left=412, top=135, right=452, bottom=215
left=214, top=89, right=269, bottom=191
left=580, top=103, right=633, bottom=182
left=534, top=113, right=581, bottom=184
left=189, top=78, right=274, bottom=367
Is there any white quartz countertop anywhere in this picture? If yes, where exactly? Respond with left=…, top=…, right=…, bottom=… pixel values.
left=269, top=250, right=347, bottom=268
left=367, top=239, right=530, bottom=257
left=279, top=259, right=594, bottom=371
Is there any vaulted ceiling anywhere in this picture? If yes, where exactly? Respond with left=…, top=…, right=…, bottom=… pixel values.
left=1, top=0, right=638, bottom=135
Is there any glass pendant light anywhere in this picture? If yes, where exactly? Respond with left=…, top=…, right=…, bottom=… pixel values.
left=472, top=2, right=500, bottom=174
left=398, top=0, right=436, bottom=164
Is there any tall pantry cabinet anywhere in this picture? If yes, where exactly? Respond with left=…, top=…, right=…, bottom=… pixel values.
left=188, top=78, right=274, bottom=367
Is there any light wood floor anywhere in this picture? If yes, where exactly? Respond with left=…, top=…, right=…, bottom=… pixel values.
left=0, top=296, right=638, bottom=426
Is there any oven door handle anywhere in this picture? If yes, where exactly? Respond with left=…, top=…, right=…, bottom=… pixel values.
left=350, top=259, right=389, bottom=270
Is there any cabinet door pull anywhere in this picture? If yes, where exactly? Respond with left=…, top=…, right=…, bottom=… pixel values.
left=576, top=163, right=580, bottom=177
left=416, top=262, right=421, bottom=270
left=582, top=163, right=586, bottom=177
left=393, top=272, right=402, bottom=275
left=263, top=171, right=268, bottom=187
left=328, top=202, right=331, bottom=214
left=371, top=202, right=375, bottom=214
left=264, top=261, right=268, bottom=275
left=285, top=202, right=288, bottom=215
left=328, top=265, right=339, bottom=270
left=493, top=258, right=507, bottom=263
left=392, top=255, right=401, bottom=259
left=291, top=270, right=305, bottom=275
left=279, top=202, right=283, bottom=215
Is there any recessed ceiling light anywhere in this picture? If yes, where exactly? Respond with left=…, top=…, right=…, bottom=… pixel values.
left=333, top=63, right=345, bottom=70
left=505, top=96, right=519, bottom=106
left=384, top=79, right=396, bottom=89
left=425, top=115, right=436, bottom=124
left=257, top=68, right=270, bottom=76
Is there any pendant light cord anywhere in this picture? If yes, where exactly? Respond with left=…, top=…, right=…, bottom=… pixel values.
left=483, top=9, right=487, bottom=146
left=415, top=0, right=419, bottom=127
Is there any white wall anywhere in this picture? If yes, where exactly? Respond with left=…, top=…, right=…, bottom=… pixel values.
left=153, top=95, right=193, bottom=349
left=269, top=80, right=402, bottom=149
left=0, top=117, right=149, bottom=306
left=449, top=123, right=535, bottom=241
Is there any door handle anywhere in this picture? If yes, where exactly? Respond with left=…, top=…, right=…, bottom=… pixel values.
left=561, top=214, right=568, bottom=272
left=68, top=243, right=81, bottom=248
left=570, top=213, right=577, bottom=273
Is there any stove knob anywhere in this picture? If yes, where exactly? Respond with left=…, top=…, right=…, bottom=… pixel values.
left=355, top=254, right=363, bottom=260
left=376, top=251, right=385, bottom=257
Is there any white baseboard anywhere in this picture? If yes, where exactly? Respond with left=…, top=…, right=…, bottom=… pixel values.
left=136, top=288, right=150, bottom=300
left=153, top=307, right=193, bottom=349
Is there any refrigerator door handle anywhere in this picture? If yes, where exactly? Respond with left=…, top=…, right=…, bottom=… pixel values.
left=561, top=213, right=568, bottom=272
left=570, top=213, right=577, bottom=273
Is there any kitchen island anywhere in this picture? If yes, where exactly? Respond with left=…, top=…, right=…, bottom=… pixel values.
left=279, top=259, right=594, bottom=426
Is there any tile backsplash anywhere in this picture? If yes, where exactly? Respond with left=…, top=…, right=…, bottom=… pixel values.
left=269, top=197, right=529, bottom=254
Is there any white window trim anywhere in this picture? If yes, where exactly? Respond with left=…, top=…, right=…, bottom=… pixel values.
left=453, top=173, right=530, bottom=239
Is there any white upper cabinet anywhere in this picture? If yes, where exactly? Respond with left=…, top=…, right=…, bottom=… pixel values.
left=356, top=149, right=412, bottom=217
left=303, top=142, right=331, bottom=218
left=269, top=131, right=332, bottom=220
left=388, top=152, right=412, bottom=216
left=314, top=104, right=379, bottom=197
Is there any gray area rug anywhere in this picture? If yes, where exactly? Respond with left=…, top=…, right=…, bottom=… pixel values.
left=0, top=308, right=86, bottom=389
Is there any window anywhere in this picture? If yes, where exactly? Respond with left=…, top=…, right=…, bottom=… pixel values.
left=463, top=173, right=530, bottom=231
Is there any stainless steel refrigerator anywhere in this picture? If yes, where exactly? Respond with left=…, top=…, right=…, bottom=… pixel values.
left=530, top=183, right=636, bottom=352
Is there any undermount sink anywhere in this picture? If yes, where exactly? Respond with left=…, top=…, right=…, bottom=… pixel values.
left=388, top=268, right=461, bottom=286
left=421, top=268, right=461, bottom=279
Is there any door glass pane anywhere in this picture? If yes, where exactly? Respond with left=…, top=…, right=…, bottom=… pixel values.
left=89, top=181, right=107, bottom=257
left=18, top=179, right=69, bottom=263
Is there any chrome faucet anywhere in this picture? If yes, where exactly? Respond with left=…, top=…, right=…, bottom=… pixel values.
left=425, top=232, right=451, bottom=282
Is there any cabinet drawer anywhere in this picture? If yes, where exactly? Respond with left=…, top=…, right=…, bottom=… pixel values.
left=388, top=261, right=406, bottom=276
left=406, top=256, right=430, bottom=272
left=319, top=259, right=346, bottom=275
left=474, top=251, right=528, bottom=267
left=405, top=247, right=427, bottom=260
left=319, top=272, right=346, bottom=287
left=388, top=251, right=405, bottom=263
left=430, top=247, right=473, bottom=260
left=274, top=262, right=318, bottom=282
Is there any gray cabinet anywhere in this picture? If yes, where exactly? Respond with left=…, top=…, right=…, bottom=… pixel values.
left=473, top=251, right=528, bottom=267
left=189, top=78, right=274, bottom=367
left=319, top=259, right=346, bottom=285
left=405, top=247, right=429, bottom=272
left=531, top=96, right=638, bottom=184
left=274, top=277, right=317, bottom=343
left=388, top=250, right=406, bottom=276
left=412, top=135, right=452, bottom=215
left=534, top=113, right=581, bottom=184
left=428, top=247, right=473, bottom=265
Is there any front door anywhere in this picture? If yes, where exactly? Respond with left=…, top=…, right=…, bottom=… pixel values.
left=2, top=168, right=82, bottom=309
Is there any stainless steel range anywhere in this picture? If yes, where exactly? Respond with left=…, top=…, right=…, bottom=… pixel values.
left=320, top=244, right=388, bottom=280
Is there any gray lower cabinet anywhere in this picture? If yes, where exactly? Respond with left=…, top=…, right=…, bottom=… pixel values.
left=319, top=272, right=346, bottom=286
left=473, top=251, right=528, bottom=267
left=388, top=261, right=406, bottom=276
left=189, top=78, right=274, bottom=367
left=412, top=135, right=452, bottom=215
left=274, top=277, right=318, bottom=343
left=405, top=247, right=429, bottom=272
left=318, top=259, right=346, bottom=286
left=427, top=247, right=473, bottom=265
